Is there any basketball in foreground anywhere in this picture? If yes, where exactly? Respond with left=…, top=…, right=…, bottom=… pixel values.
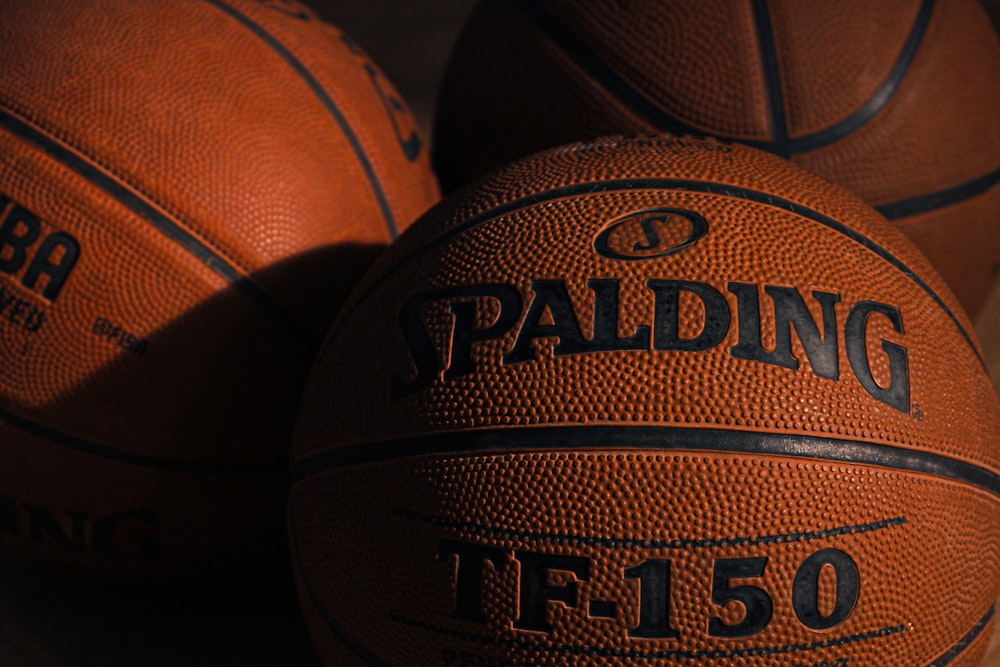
left=0, top=0, right=438, bottom=572
left=290, top=136, right=1000, bottom=665
left=434, top=0, right=1000, bottom=319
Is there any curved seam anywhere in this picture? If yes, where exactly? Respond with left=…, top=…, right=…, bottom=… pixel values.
left=876, top=164, right=1000, bottom=219
left=0, top=100, right=256, bottom=278
left=389, top=614, right=903, bottom=660
left=927, top=607, right=995, bottom=666
left=394, top=509, right=907, bottom=551
left=750, top=0, right=789, bottom=147
left=0, top=103, right=312, bottom=343
left=202, top=0, right=399, bottom=239
left=318, top=176, right=984, bottom=372
left=757, top=0, right=936, bottom=155
left=291, top=425, right=1000, bottom=499
left=512, top=0, right=937, bottom=156
left=508, top=0, right=712, bottom=139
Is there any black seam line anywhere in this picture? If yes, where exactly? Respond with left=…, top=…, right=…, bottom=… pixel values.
left=748, top=0, right=936, bottom=155
left=391, top=614, right=906, bottom=660
left=393, top=509, right=907, bottom=551
left=928, top=607, right=996, bottom=667
left=0, top=106, right=312, bottom=344
left=508, top=0, right=710, bottom=140
left=291, top=426, right=1000, bottom=499
left=750, top=0, right=788, bottom=147
left=511, top=0, right=935, bottom=156
left=323, top=176, right=984, bottom=371
left=202, top=0, right=398, bottom=239
left=289, top=515, right=393, bottom=667
left=0, top=405, right=286, bottom=474
left=876, top=164, right=1000, bottom=220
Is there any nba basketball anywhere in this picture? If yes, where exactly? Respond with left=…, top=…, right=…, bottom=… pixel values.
left=0, top=0, right=438, bottom=572
left=290, top=136, right=1000, bottom=665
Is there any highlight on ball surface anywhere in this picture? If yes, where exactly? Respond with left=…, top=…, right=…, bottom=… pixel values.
left=289, top=135, right=1000, bottom=666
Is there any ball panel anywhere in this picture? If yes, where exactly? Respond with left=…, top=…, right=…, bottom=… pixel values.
left=892, top=188, right=1000, bottom=321
left=291, top=450, right=1000, bottom=665
left=538, top=0, right=771, bottom=140
left=215, top=0, right=441, bottom=237
left=790, top=0, right=1000, bottom=206
left=768, top=0, right=923, bottom=139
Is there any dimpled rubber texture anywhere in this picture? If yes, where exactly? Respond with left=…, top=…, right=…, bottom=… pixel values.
left=433, top=0, right=1000, bottom=319
left=0, top=0, right=439, bottom=572
left=289, top=136, right=1000, bottom=666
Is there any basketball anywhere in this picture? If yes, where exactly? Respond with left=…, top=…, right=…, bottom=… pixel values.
left=433, top=0, right=1000, bottom=319
left=290, top=136, right=1000, bottom=665
left=0, top=0, right=438, bottom=572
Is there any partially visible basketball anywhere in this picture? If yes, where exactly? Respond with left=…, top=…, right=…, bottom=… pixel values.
left=0, top=0, right=438, bottom=572
left=290, top=136, right=1000, bottom=666
left=433, top=0, right=1000, bottom=319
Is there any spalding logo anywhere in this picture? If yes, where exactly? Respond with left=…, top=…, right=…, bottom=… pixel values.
left=594, top=208, right=707, bottom=261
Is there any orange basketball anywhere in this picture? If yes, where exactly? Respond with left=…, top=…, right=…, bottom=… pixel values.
left=290, top=136, right=1000, bottom=665
left=0, top=0, right=438, bottom=572
left=433, top=0, right=1000, bottom=319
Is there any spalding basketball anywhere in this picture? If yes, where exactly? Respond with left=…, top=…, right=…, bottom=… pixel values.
left=0, top=0, right=438, bottom=572
left=433, top=0, right=1000, bottom=319
left=290, top=136, right=1000, bottom=665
